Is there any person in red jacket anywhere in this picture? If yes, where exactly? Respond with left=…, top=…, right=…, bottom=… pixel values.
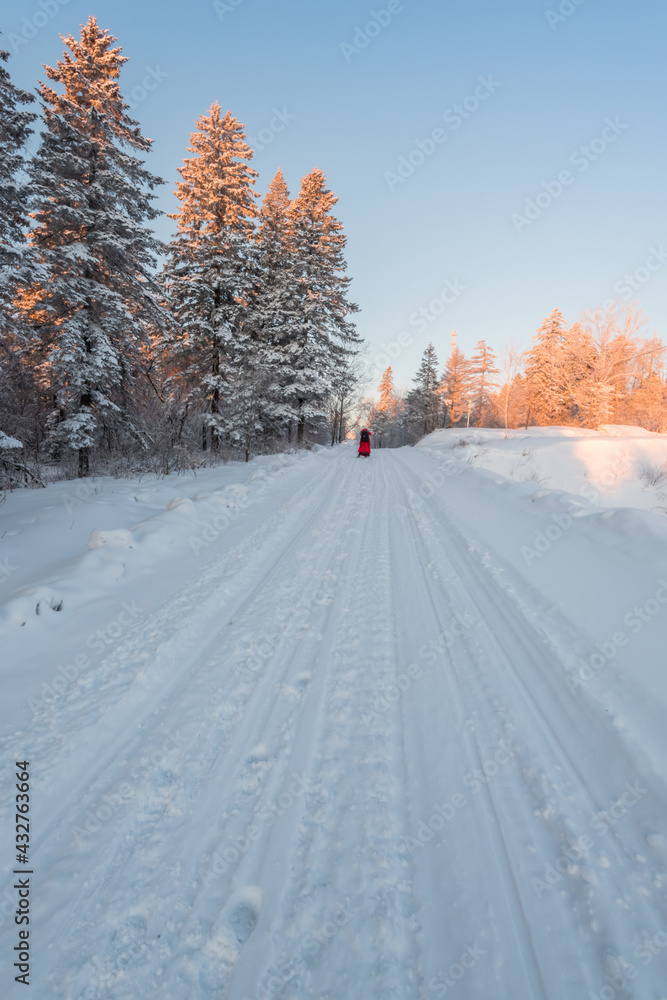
left=358, top=427, right=371, bottom=457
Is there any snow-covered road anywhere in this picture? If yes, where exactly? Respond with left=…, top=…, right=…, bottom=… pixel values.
left=2, top=441, right=667, bottom=999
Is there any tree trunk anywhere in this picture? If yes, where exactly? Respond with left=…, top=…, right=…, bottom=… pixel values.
left=78, top=447, right=90, bottom=477
left=297, top=401, right=305, bottom=444
left=78, top=389, right=91, bottom=477
left=211, top=350, right=220, bottom=452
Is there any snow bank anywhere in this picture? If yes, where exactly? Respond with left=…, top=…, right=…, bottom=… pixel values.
left=0, top=450, right=311, bottom=632
left=418, top=425, right=667, bottom=515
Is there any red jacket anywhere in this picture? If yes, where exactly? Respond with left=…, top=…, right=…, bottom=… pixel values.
left=358, top=428, right=371, bottom=455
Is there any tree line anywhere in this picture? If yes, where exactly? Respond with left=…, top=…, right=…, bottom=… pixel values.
left=0, top=18, right=360, bottom=485
left=367, top=307, right=666, bottom=446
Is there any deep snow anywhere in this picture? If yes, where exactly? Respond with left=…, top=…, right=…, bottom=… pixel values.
left=1, top=429, right=667, bottom=999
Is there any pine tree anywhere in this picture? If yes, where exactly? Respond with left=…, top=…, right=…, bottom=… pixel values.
left=524, top=309, right=568, bottom=425
left=0, top=38, right=36, bottom=333
left=0, top=38, right=38, bottom=455
left=162, top=102, right=258, bottom=452
left=287, top=168, right=360, bottom=443
left=245, top=168, right=301, bottom=441
left=440, top=346, right=473, bottom=427
left=407, top=343, right=440, bottom=436
left=377, top=366, right=396, bottom=411
left=369, top=366, right=398, bottom=447
left=470, top=339, right=498, bottom=426
left=18, top=17, right=166, bottom=475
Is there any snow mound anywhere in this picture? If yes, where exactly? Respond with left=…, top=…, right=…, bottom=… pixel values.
left=420, top=425, right=667, bottom=515
left=88, top=528, right=135, bottom=550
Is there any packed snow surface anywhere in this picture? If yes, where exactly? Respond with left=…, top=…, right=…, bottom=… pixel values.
left=1, top=429, right=667, bottom=998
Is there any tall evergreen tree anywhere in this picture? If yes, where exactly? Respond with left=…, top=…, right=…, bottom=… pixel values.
left=440, top=346, right=473, bottom=427
left=17, top=17, right=166, bottom=475
left=377, top=366, right=396, bottom=411
left=287, top=168, right=360, bottom=442
left=470, top=339, right=498, bottom=426
left=0, top=38, right=36, bottom=333
left=407, top=343, right=440, bottom=436
left=162, top=102, right=258, bottom=452
left=0, top=38, right=38, bottom=453
left=245, top=168, right=301, bottom=441
left=524, top=309, right=568, bottom=425
left=370, top=365, right=401, bottom=447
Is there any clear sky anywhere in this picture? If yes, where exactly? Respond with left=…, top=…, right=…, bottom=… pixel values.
left=5, top=0, right=667, bottom=394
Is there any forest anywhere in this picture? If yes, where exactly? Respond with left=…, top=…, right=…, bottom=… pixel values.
left=1, top=18, right=665, bottom=488
left=0, top=17, right=359, bottom=486
left=367, top=306, right=666, bottom=448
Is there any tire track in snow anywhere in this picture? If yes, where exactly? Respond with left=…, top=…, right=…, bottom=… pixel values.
left=17, top=455, right=353, bottom=997
left=391, top=448, right=667, bottom=996
left=384, top=454, right=549, bottom=999
left=226, top=454, right=422, bottom=1000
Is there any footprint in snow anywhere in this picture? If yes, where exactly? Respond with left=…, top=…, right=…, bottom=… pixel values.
left=227, top=886, right=262, bottom=945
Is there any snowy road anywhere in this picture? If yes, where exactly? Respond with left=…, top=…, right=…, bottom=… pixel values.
left=2, top=443, right=667, bottom=999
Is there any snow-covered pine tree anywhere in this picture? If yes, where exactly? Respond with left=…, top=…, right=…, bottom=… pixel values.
left=0, top=37, right=36, bottom=334
left=17, top=17, right=166, bottom=476
left=162, top=102, right=258, bottom=453
left=524, top=309, right=568, bottom=426
left=0, top=38, right=40, bottom=458
left=470, top=339, right=498, bottom=426
left=407, top=343, right=440, bottom=436
left=440, top=344, right=472, bottom=427
left=287, top=168, right=360, bottom=443
left=244, top=168, right=300, bottom=443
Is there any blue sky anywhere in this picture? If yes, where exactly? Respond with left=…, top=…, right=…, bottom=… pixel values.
left=5, top=0, right=667, bottom=393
